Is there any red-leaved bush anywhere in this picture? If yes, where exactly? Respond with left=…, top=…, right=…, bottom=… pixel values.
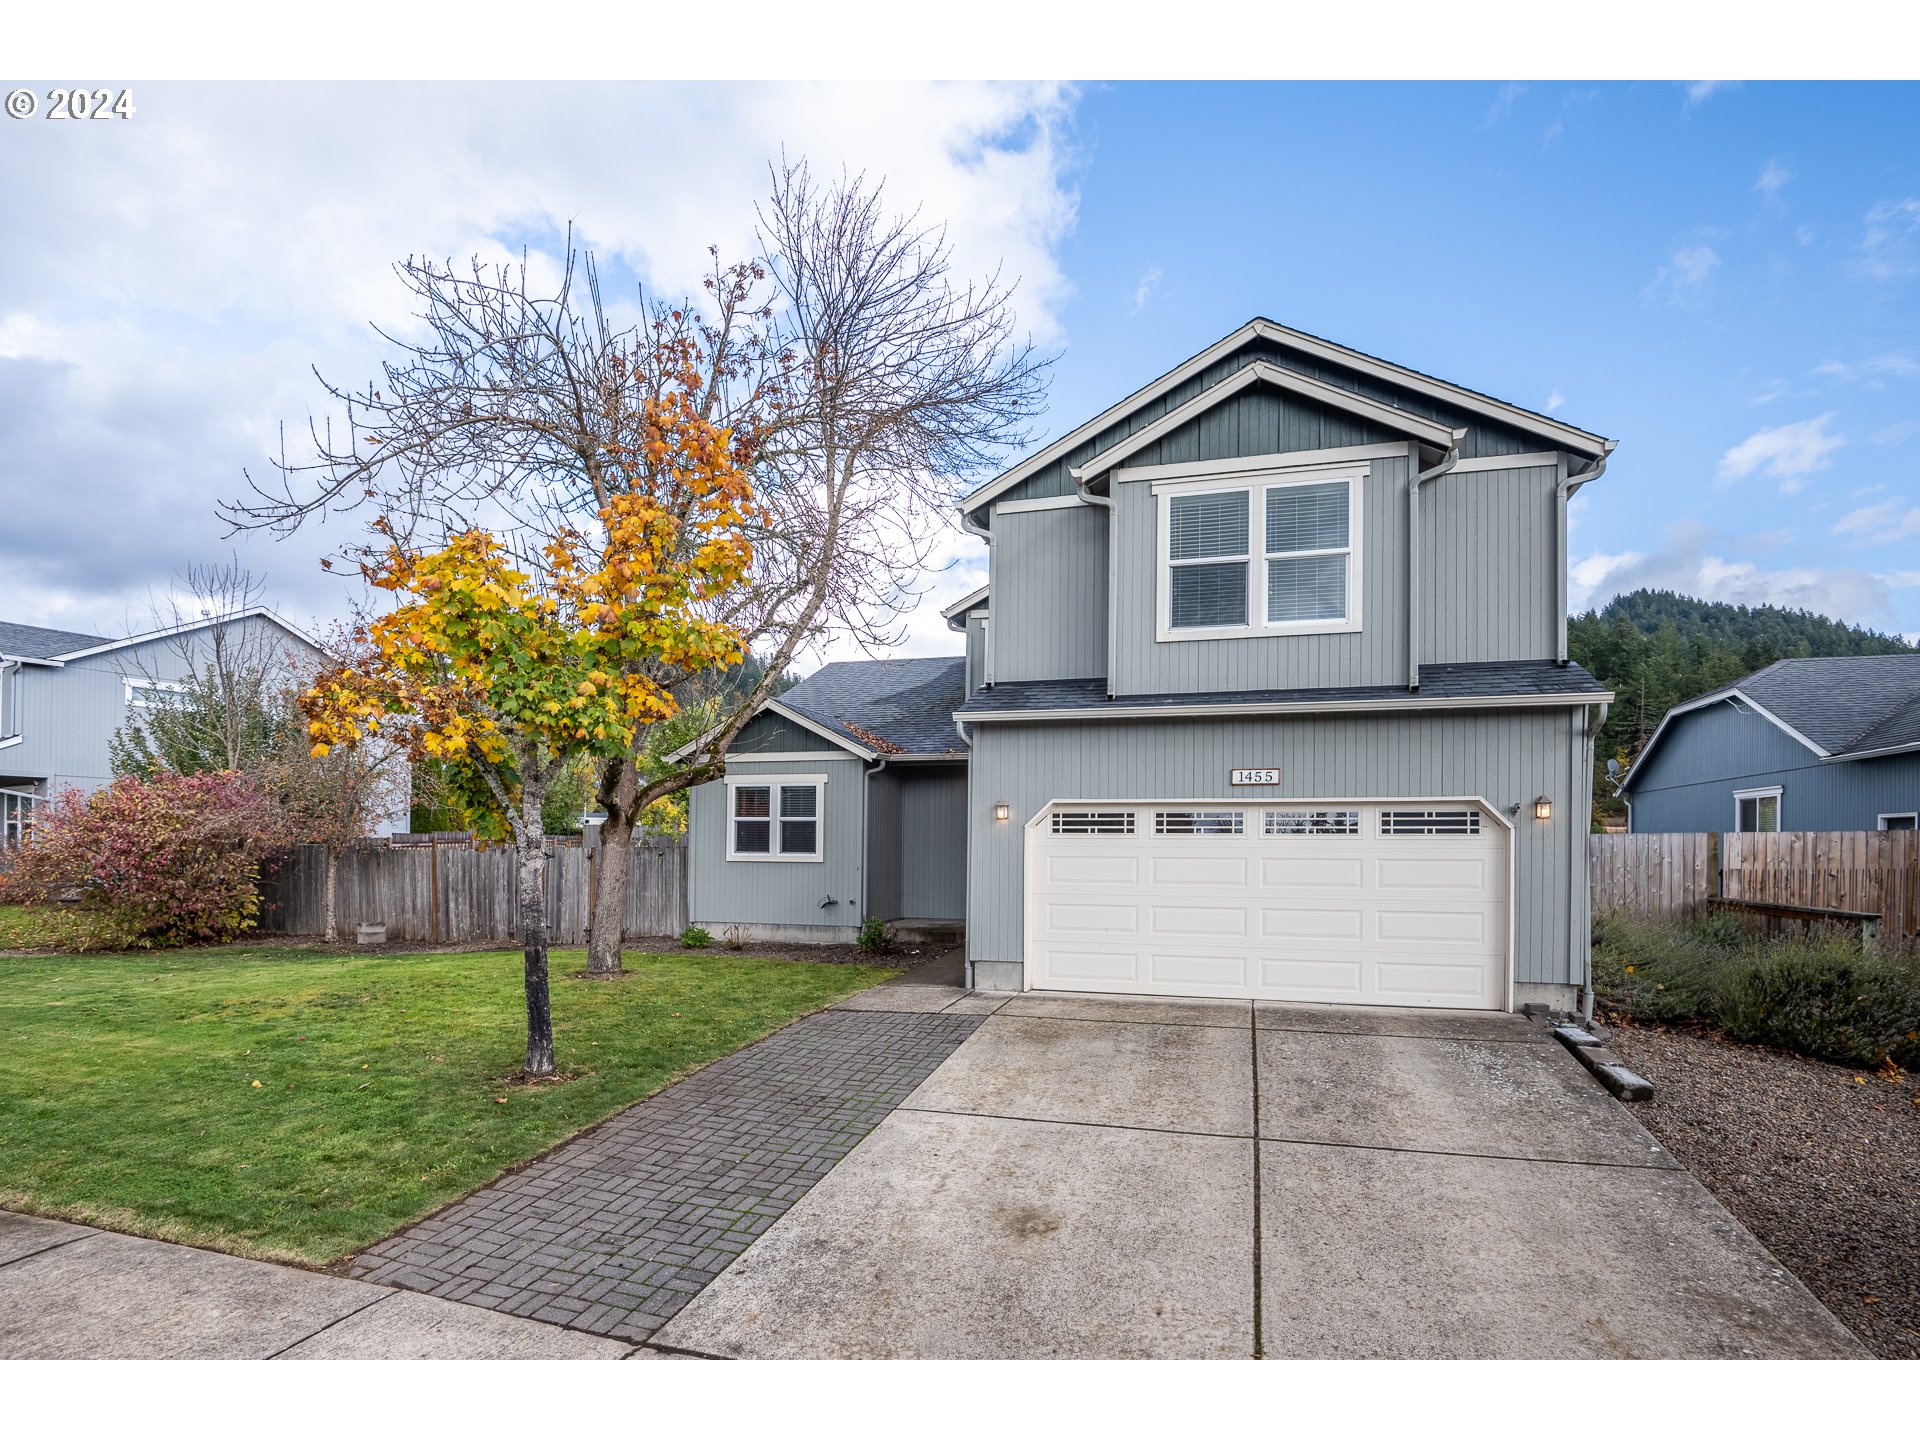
left=1, top=771, right=284, bottom=949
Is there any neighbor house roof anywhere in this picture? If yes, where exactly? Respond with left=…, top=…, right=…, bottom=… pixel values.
left=1622, top=654, right=1920, bottom=788
left=771, top=656, right=970, bottom=758
left=955, top=660, right=1611, bottom=723
left=0, top=619, right=111, bottom=662
left=960, top=317, right=1615, bottom=519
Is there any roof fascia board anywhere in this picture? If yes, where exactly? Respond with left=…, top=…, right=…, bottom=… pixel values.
left=939, top=585, right=990, bottom=620
left=1619, top=687, right=1830, bottom=792
left=1249, top=319, right=1612, bottom=456
left=1114, top=442, right=1409, bottom=485
left=956, top=689, right=1614, bottom=724
left=1823, top=741, right=1920, bottom=763
left=1069, top=362, right=1459, bottom=482
left=0, top=653, right=64, bottom=668
left=996, top=495, right=1084, bottom=515
left=961, top=321, right=1267, bottom=517
left=50, top=608, right=323, bottom=662
left=1448, top=450, right=1563, bottom=473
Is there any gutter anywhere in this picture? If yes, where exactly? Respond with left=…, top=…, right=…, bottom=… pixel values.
left=1074, top=471, right=1119, bottom=700
left=1557, top=444, right=1613, bottom=665
left=1406, top=435, right=1464, bottom=690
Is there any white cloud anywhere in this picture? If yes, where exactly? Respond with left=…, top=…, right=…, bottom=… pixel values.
left=1715, top=413, right=1845, bottom=493
left=1544, top=389, right=1566, bottom=414
left=1750, top=378, right=1790, bottom=406
left=1872, top=420, right=1919, bottom=446
left=1832, top=498, right=1920, bottom=545
left=1795, top=224, right=1817, bottom=247
left=1857, top=196, right=1920, bottom=281
left=1482, top=82, right=1528, bottom=128
left=1755, top=157, right=1794, bottom=204
left=1813, top=354, right=1918, bottom=385
left=0, top=81, right=1083, bottom=644
left=1643, top=244, right=1720, bottom=305
left=1571, top=522, right=1897, bottom=627
left=1130, top=265, right=1162, bottom=315
left=1683, top=81, right=1737, bottom=107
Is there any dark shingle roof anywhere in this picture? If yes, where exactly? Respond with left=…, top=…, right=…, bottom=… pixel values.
left=1695, top=655, right=1920, bottom=758
left=955, top=660, right=1610, bottom=717
left=0, top=619, right=109, bottom=659
left=781, top=655, right=968, bottom=756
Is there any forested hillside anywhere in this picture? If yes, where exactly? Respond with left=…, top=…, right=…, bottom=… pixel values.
left=1569, top=589, right=1915, bottom=822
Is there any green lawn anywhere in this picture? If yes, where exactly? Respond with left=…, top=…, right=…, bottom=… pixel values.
left=0, top=942, right=895, bottom=1264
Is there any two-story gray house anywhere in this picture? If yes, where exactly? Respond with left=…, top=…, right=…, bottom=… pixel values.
left=685, top=319, right=1617, bottom=1013
left=0, top=609, right=408, bottom=843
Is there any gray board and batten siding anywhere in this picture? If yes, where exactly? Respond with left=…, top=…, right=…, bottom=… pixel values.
left=965, top=705, right=1593, bottom=994
left=978, top=335, right=1550, bottom=516
left=989, top=503, right=1108, bottom=683
left=688, top=752, right=870, bottom=940
left=866, top=761, right=968, bottom=920
left=1420, top=462, right=1559, bottom=665
left=1626, top=698, right=1920, bottom=834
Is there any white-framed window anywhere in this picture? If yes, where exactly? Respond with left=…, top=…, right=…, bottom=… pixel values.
left=1733, top=786, right=1782, bottom=833
left=123, top=677, right=185, bottom=709
left=725, top=774, right=825, bottom=861
left=1153, top=809, right=1245, bottom=836
left=1155, top=469, right=1362, bottom=641
left=1264, top=809, right=1360, bottom=836
left=1, top=788, right=36, bottom=848
left=1380, top=808, right=1482, bottom=836
left=1877, top=812, right=1916, bottom=832
left=1050, top=810, right=1136, bottom=835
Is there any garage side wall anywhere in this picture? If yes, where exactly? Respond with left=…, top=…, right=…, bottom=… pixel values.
left=689, top=754, right=869, bottom=941
left=966, top=707, right=1590, bottom=995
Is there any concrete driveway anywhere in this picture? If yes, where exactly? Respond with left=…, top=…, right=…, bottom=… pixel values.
left=653, top=988, right=1864, bottom=1359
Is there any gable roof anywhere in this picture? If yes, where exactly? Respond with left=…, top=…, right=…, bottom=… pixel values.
left=1623, top=654, right=1920, bottom=788
left=941, top=585, right=989, bottom=632
left=0, top=619, right=111, bottom=661
left=767, top=656, right=970, bottom=758
left=962, top=317, right=1614, bottom=519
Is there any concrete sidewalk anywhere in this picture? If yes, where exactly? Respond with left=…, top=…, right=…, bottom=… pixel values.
left=0, top=1212, right=651, bottom=1359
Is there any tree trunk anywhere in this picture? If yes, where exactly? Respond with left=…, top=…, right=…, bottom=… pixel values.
left=323, top=847, right=338, bottom=944
left=586, top=756, right=638, bottom=976
left=519, top=833, right=555, bottom=1077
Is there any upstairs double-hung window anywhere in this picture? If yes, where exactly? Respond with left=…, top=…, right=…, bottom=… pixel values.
left=1160, top=473, right=1359, bottom=639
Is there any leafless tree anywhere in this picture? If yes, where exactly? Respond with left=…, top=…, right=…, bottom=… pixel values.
left=225, top=162, right=1048, bottom=977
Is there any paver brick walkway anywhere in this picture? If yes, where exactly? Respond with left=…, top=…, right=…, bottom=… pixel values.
left=351, top=1006, right=984, bottom=1342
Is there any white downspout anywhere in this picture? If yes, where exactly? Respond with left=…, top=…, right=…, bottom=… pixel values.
left=1407, top=436, right=1463, bottom=691
left=1557, top=445, right=1612, bottom=665
left=1074, top=473, right=1117, bottom=699
left=1579, top=700, right=1610, bottom=1024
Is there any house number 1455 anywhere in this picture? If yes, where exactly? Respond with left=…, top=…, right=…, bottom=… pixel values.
left=1230, top=768, right=1280, bottom=786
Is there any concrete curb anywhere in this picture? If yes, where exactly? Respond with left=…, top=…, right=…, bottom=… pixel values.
left=1551, top=1023, right=1655, bottom=1102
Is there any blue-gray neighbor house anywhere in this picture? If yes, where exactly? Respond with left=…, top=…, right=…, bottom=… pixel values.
left=1619, top=655, right=1920, bottom=835
left=0, top=608, right=409, bottom=843
left=684, top=318, right=1619, bottom=1013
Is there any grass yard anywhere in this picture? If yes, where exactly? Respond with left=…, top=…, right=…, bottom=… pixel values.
left=0, top=903, right=102, bottom=952
left=0, top=942, right=895, bottom=1265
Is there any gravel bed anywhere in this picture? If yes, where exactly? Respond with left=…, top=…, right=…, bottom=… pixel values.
left=1604, top=1018, right=1920, bottom=1359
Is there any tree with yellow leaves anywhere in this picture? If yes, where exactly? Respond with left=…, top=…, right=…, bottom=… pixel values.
left=305, top=466, right=751, bottom=1077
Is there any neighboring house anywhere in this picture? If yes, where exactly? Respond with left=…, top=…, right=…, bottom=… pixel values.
left=1620, top=655, right=1920, bottom=834
left=686, top=317, right=1617, bottom=1012
left=0, top=609, right=408, bottom=843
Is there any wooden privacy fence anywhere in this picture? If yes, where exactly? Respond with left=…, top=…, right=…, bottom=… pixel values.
left=1588, top=830, right=1920, bottom=942
left=258, top=838, right=688, bottom=945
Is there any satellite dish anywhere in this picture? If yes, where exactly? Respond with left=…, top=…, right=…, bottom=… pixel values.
left=1605, top=758, right=1622, bottom=780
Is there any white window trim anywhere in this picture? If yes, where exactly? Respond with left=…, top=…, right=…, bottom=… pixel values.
left=1732, top=785, right=1784, bottom=833
left=124, top=676, right=186, bottom=709
left=1877, top=812, right=1917, bottom=830
left=1154, top=468, right=1364, bottom=642
left=724, top=772, right=826, bottom=863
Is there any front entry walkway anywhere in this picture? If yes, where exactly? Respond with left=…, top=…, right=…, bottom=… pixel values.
left=651, top=990, right=1866, bottom=1359
left=352, top=1002, right=983, bottom=1342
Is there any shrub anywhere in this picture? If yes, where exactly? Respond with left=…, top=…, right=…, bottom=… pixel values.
left=0, top=771, right=282, bottom=949
left=857, top=916, right=894, bottom=955
left=679, top=925, right=712, bottom=950
left=1594, top=912, right=1920, bottom=1068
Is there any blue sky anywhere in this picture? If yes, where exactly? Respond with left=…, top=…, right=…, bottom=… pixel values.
left=3, top=80, right=1917, bottom=652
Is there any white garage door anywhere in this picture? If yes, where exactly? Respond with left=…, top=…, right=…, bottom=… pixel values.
left=1024, top=799, right=1509, bottom=1010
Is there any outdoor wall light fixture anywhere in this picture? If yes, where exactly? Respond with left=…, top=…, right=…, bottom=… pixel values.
left=1534, top=795, right=1552, bottom=820
left=994, top=801, right=1011, bottom=822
